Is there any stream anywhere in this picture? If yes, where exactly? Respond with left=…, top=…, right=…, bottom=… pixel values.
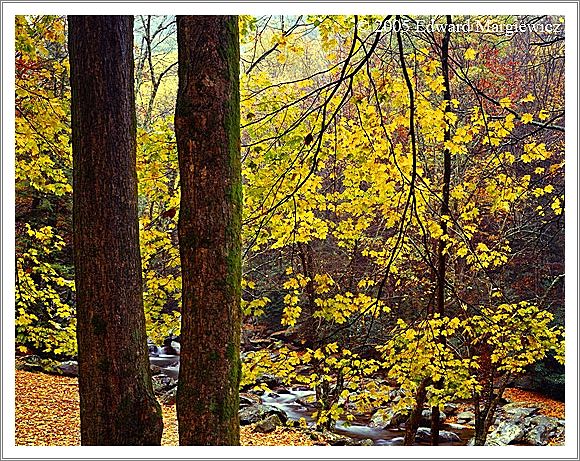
left=148, top=349, right=473, bottom=446
left=259, top=389, right=473, bottom=446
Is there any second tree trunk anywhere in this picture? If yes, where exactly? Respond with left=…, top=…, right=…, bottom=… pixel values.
left=175, top=15, right=242, bottom=446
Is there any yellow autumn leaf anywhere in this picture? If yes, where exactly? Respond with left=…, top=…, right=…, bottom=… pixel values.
left=404, top=329, right=416, bottom=340
left=464, top=48, right=476, bottom=60
left=551, top=197, right=562, bottom=215
left=520, top=113, right=533, bottom=124
left=427, top=221, right=443, bottom=239
left=538, top=110, right=549, bottom=121
left=520, top=93, right=535, bottom=103
left=499, top=97, right=511, bottom=108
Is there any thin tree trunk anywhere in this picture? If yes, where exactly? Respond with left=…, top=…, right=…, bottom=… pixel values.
left=69, top=15, right=163, bottom=445
left=473, top=375, right=511, bottom=445
left=431, top=14, right=453, bottom=446
left=175, top=15, right=242, bottom=446
left=404, top=377, right=431, bottom=445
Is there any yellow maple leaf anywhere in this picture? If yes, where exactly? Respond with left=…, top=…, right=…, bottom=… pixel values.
left=499, top=97, right=511, bottom=108
left=464, top=48, right=476, bottom=60
left=520, top=93, right=535, bottom=103
left=521, top=113, right=533, bottom=124
left=551, top=197, right=562, bottom=215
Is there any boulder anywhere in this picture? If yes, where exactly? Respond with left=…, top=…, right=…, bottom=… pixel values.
left=485, top=420, right=525, bottom=445
left=352, top=438, right=374, bottom=446
left=150, top=364, right=165, bottom=376
left=254, top=373, right=283, bottom=389
left=456, top=411, right=475, bottom=425
left=239, top=404, right=288, bottom=425
left=152, top=374, right=177, bottom=395
left=419, top=409, right=446, bottom=427
left=522, top=415, right=564, bottom=446
left=148, top=341, right=160, bottom=356
left=447, top=423, right=472, bottom=431
left=16, top=355, right=44, bottom=372
left=510, top=360, right=565, bottom=401
left=273, top=386, right=293, bottom=395
left=369, top=408, right=408, bottom=428
left=318, top=429, right=370, bottom=446
left=443, top=403, right=459, bottom=415
left=241, top=373, right=284, bottom=392
left=254, top=414, right=283, bottom=433
left=501, top=403, right=539, bottom=420
left=160, top=337, right=180, bottom=355
left=389, top=437, right=405, bottom=446
left=415, top=427, right=461, bottom=444
left=240, top=393, right=262, bottom=407
left=160, top=387, right=177, bottom=405
left=316, top=430, right=348, bottom=445
left=55, top=360, right=78, bottom=377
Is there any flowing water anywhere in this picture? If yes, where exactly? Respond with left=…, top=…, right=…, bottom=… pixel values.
left=149, top=354, right=180, bottom=379
left=148, top=351, right=473, bottom=445
left=260, top=389, right=473, bottom=446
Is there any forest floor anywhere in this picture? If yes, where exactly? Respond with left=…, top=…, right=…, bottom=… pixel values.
left=14, top=369, right=565, bottom=446
left=14, top=369, right=316, bottom=446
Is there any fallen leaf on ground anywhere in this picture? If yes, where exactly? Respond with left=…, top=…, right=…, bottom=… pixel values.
left=15, top=369, right=315, bottom=446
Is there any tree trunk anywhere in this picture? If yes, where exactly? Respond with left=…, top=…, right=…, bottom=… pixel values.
left=431, top=15, right=453, bottom=446
left=474, top=408, right=494, bottom=446
left=404, top=377, right=431, bottom=445
left=175, top=15, right=242, bottom=446
left=473, top=375, right=510, bottom=445
left=68, top=15, right=163, bottom=445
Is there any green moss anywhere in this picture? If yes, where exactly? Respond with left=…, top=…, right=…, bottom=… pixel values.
left=225, top=244, right=242, bottom=293
left=226, top=346, right=241, bottom=424
left=223, top=15, right=242, bottom=300
left=226, top=342, right=236, bottom=361
left=220, top=394, right=236, bottom=421
left=230, top=358, right=241, bottom=395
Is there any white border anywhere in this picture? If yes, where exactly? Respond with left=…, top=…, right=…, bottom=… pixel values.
left=2, top=2, right=578, bottom=460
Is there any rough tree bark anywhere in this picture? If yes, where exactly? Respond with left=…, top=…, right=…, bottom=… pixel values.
left=175, top=15, right=242, bottom=446
left=69, top=15, right=163, bottom=445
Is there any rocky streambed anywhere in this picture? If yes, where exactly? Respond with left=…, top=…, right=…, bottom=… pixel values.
left=143, top=345, right=564, bottom=446
left=16, top=347, right=565, bottom=446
